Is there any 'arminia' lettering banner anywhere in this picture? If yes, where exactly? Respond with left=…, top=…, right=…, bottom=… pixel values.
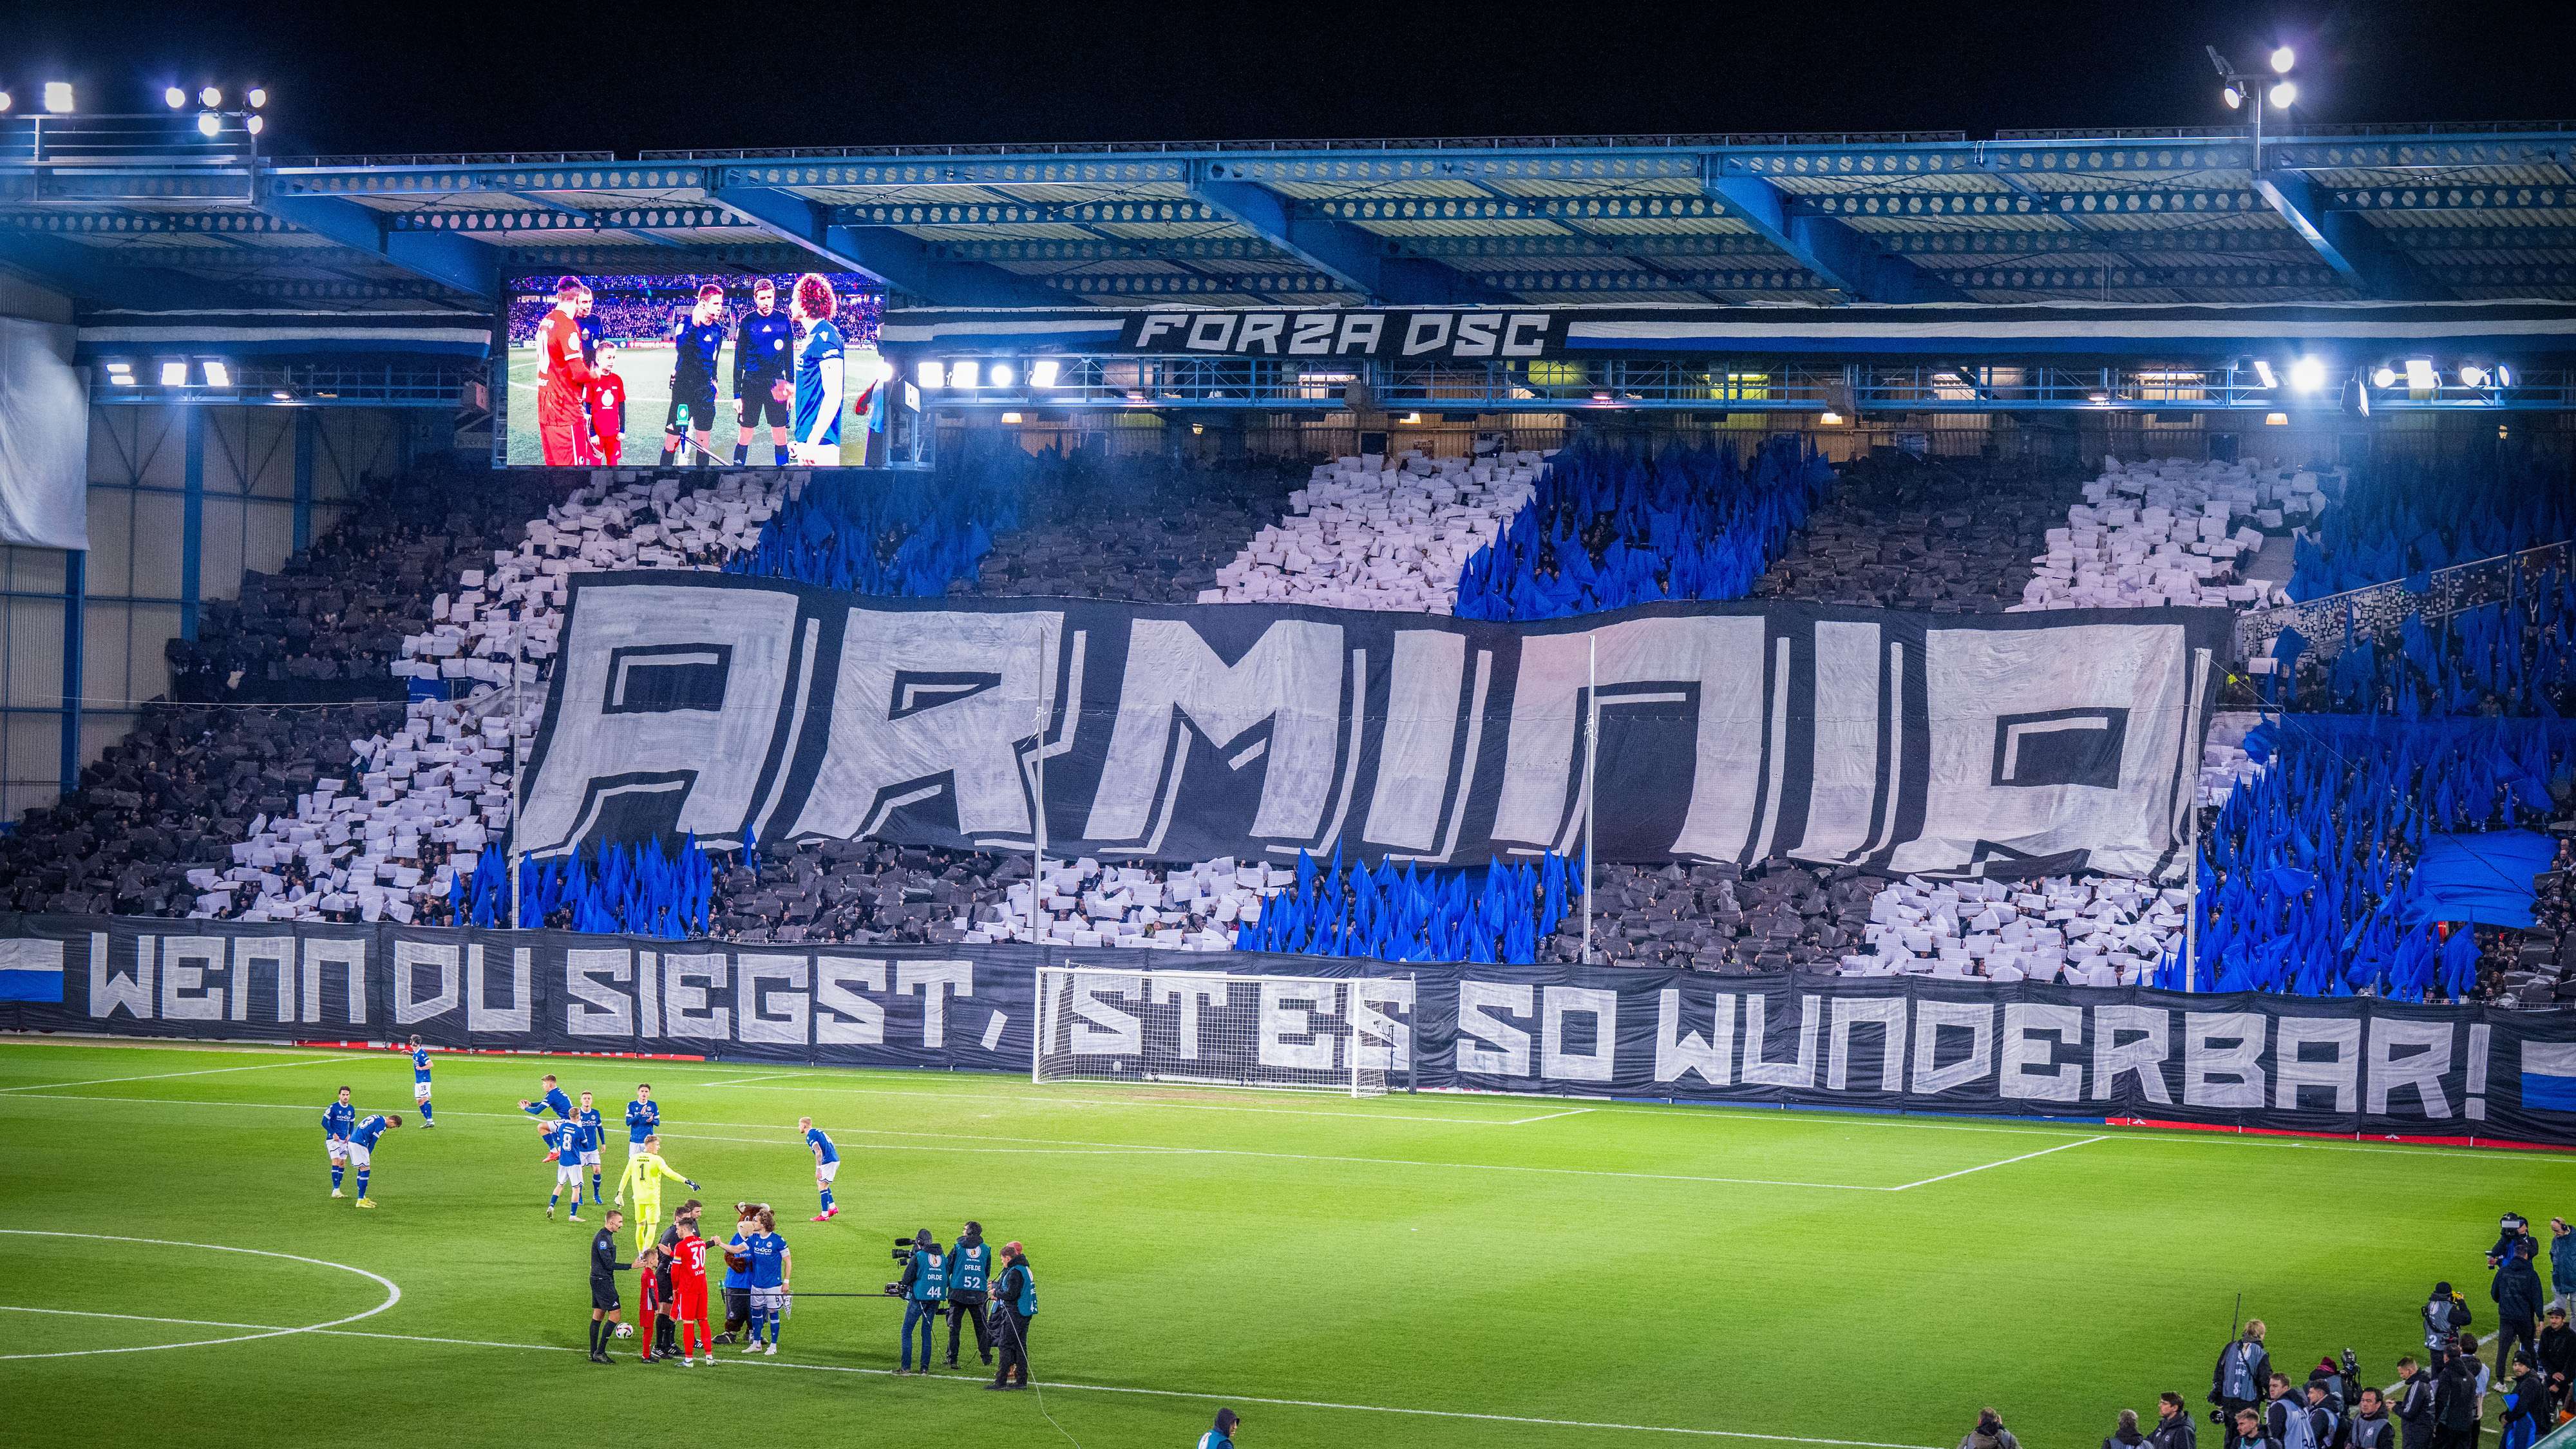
left=517, top=575, right=2226, bottom=877
left=7, top=914, right=2573, bottom=1146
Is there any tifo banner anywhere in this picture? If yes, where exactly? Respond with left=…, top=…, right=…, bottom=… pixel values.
left=6, top=913, right=2570, bottom=1146
left=518, top=574, right=2226, bottom=878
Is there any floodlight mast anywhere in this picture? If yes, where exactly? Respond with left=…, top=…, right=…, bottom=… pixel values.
left=2207, top=43, right=2293, bottom=171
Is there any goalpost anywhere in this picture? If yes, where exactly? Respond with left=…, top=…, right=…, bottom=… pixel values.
left=1032, top=965, right=1409, bottom=1098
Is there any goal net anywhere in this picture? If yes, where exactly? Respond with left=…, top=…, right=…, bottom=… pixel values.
left=1032, top=966, right=1410, bottom=1097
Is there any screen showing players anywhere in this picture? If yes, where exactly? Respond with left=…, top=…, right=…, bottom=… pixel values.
left=502, top=272, right=889, bottom=468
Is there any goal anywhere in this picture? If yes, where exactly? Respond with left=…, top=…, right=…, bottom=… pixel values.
left=1032, top=965, right=1408, bottom=1097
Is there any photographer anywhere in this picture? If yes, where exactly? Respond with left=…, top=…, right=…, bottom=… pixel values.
left=2490, top=1214, right=2534, bottom=1273
left=2215, top=1321, right=2274, bottom=1449
left=895, top=1229, right=948, bottom=1375
left=2428, top=1284, right=2476, bottom=1363
left=986, top=1240, right=1034, bottom=1392
left=946, top=1220, right=994, bottom=1371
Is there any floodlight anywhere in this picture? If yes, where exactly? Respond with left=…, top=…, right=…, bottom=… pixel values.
left=0, top=93, right=12, bottom=113
left=1817, top=409, right=1845, bottom=425
left=272, top=390, right=292, bottom=401
left=104, top=361, right=135, bottom=386
left=2404, top=359, right=2437, bottom=390
left=914, top=361, right=944, bottom=390
left=159, top=360, right=189, bottom=387
left=196, top=113, right=220, bottom=137
left=951, top=361, right=979, bottom=389
left=989, top=362, right=1014, bottom=388
left=1029, top=358, right=1060, bottom=388
left=247, top=87, right=267, bottom=109
left=2222, top=85, right=2244, bottom=109
left=2265, top=412, right=2289, bottom=426
left=203, top=360, right=231, bottom=388
left=2372, top=365, right=2398, bottom=389
left=200, top=86, right=222, bottom=108
left=245, top=115, right=263, bottom=135
left=2459, top=365, right=2490, bottom=388
left=2269, top=46, right=2295, bottom=74
left=2251, top=359, right=2277, bottom=388
left=2497, top=365, right=2515, bottom=387
left=2269, top=80, right=2297, bottom=109
left=165, top=86, right=187, bottom=109
left=2289, top=356, right=2328, bottom=392
left=999, top=412, right=1023, bottom=424
left=43, top=82, right=73, bottom=113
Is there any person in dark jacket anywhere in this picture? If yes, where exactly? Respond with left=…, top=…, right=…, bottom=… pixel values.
left=2236, top=1408, right=2279, bottom=1449
left=2218, top=1323, right=2277, bottom=1449
left=2348, top=1387, right=2398, bottom=1449
left=2537, top=1307, right=2576, bottom=1414
left=945, top=1220, right=993, bottom=1370
left=2496, top=1242, right=2547, bottom=1382
left=2392, top=1356, right=2439, bottom=1449
left=2492, top=1214, right=2535, bottom=1272
left=986, top=1240, right=1034, bottom=1391
left=2155, top=1392, right=2202, bottom=1449
left=2268, top=1374, right=2329, bottom=1449
left=2500, top=1352, right=2549, bottom=1449
left=2550, top=1219, right=2576, bottom=1318
left=1958, top=1408, right=2020, bottom=1449
left=2107, top=1409, right=2152, bottom=1449
left=2436, top=1350, right=2486, bottom=1449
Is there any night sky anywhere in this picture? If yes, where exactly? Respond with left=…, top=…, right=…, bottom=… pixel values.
left=3, top=0, right=2575, bottom=158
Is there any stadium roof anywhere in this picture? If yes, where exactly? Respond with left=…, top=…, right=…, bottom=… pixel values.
left=7, top=119, right=2576, bottom=321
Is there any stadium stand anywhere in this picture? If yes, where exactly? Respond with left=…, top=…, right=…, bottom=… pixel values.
left=1752, top=451, right=2082, bottom=613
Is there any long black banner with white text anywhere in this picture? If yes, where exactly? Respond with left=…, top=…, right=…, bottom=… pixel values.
left=8, top=915, right=2573, bottom=1146
left=517, top=576, right=2226, bottom=876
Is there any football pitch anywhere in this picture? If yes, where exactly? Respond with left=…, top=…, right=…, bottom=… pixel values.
left=504, top=344, right=816, bottom=468
left=1, top=1039, right=2568, bottom=1449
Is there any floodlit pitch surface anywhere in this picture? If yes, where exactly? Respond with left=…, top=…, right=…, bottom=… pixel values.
left=504, top=343, right=822, bottom=468
left=0, top=1040, right=2566, bottom=1449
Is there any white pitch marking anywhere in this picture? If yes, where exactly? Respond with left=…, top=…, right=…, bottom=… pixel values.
left=0, top=1054, right=373, bottom=1094
left=0, top=1230, right=400, bottom=1360
left=1888, top=1135, right=2108, bottom=1191
left=694, top=1072, right=810, bottom=1088
left=0, top=1305, right=1944, bottom=1446
left=1505, top=1107, right=1595, bottom=1125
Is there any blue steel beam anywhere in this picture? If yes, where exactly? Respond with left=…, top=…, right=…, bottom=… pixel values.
left=257, top=191, right=503, bottom=299
left=1701, top=169, right=1970, bottom=303
left=1187, top=164, right=1519, bottom=306
left=0, top=227, right=260, bottom=310
left=712, top=185, right=1077, bottom=307
left=2249, top=168, right=2447, bottom=300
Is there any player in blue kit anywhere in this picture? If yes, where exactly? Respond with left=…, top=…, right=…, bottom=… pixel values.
left=348, top=1111, right=401, bottom=1208
left=518, top=1073, right=573, bottom=1122
left=732, top=278, right=796, bottom=465
left=623, top=1083, right=659, bottom=1166
left=402, top=1035, right=435, bottom=1127
left=322, top=1085, right=357, bottom=1197
left=542, top=1120, right=586, bottom=1221
left=660, top=283, right=727, bottom=468
left=787, top=273, right=845, bottom=467
left=797, top=1115, right=841, bottom=1222
left=742, top=1206, right=791, bottom=1355
left=576, top=1090, right=606, bottom=1205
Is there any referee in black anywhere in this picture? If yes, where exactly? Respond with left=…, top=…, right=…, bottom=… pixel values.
left=588, top=1208, right=630, bottom=1363
left=731, top=278, right=795, bottom=466
left=660, top=283, right=727, bottom=468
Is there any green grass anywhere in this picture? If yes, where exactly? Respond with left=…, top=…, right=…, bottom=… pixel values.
left=504, top=342, right=815, bottom=467
left=0, top=1038, right=2566, bottom=1449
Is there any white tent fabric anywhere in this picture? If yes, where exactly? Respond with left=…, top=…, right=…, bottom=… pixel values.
left=0, top=316, right=87, bottom=549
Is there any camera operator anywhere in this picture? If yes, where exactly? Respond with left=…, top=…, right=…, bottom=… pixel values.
left=895, top=1229, right=949, bottom=1375
left=985, top=1240, right=1034, bottom=1392
left=2490, top=1214, right=2533, bottom=1273
left=2391, top=1356, right=2438, bottom=1449
left=2428, top=1284, right=2476, bottom=1363
left=2215, top=1321, right=2274, bottom=1449
left=946, top=1220, right=994, bottom=1371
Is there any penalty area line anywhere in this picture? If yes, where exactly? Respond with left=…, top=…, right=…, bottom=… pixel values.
left=1505, top=1107, right=1595, bottom=1125
left=1888, top=1135, right=2107, bottom=1191
left=0, top=1304, right=1942, bottom=1445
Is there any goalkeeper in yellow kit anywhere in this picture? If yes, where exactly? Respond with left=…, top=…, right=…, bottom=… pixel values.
left=612, top=1134, right=700, bottom=1253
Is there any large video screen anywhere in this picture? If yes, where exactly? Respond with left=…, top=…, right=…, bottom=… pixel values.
left=502, top=272, right=889, bottom=467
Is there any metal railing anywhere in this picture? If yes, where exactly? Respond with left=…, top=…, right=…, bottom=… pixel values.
left=0, top=112, right=259, bottom=167
left=2235, top=538, right=2576, bottom=661
left=88, top=360, right=477, bottom=408
left=634, top=131, right=1971, bottom=163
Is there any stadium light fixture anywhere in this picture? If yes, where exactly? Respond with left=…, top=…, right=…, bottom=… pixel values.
left=0, top=91, right=12, bottom=113
left=196, top=112, right=220, bottom=138
left=1029, top=359, right=1060, bottom=388
left=2222, top=84, right=2244, bottom=109
left=198, top=86, right=221, bottom=108
left=1817, top=409, right=1845, bottom=425
left=2459, top=365, right=2490, bottom=388
left=2372, top=364, right=2398, bottom=389
left=164, top=86, right=186, bottom=109
left=202, top=360, right=231, bottom=388
left=158, top=360, right=189, bottom=387
left=247, top=87, right=267, bottom=109
left=999, top=412, right=1023, bottom=424
left=103, top=360, right=135, bottom=386
left=2210, top=44, right=2289, bottom=164
left=989, top=362, right=1014, bottom=388
left=2270, top=46, right=2296, bottom=73
left=915, top=361, right=944, bottom=390
left=2251, top=359, right=2277, bottom=389
left=245, top=115, right=263, bottom=136
left=43, top=81, right=73, bottom=113
left=2404, top=358, right=2438, bottom=390
left=951, top=361, right=979, bottom=389
left=2289, top=355, right=2328, bottom=392
left=2269, top=80, right=2297, bottom=109
left=271, top=390, right=292, bottom=401
left=2497, top=365, right=2515, bottom=387
left=2264, top=412, right=2290, bottom=426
